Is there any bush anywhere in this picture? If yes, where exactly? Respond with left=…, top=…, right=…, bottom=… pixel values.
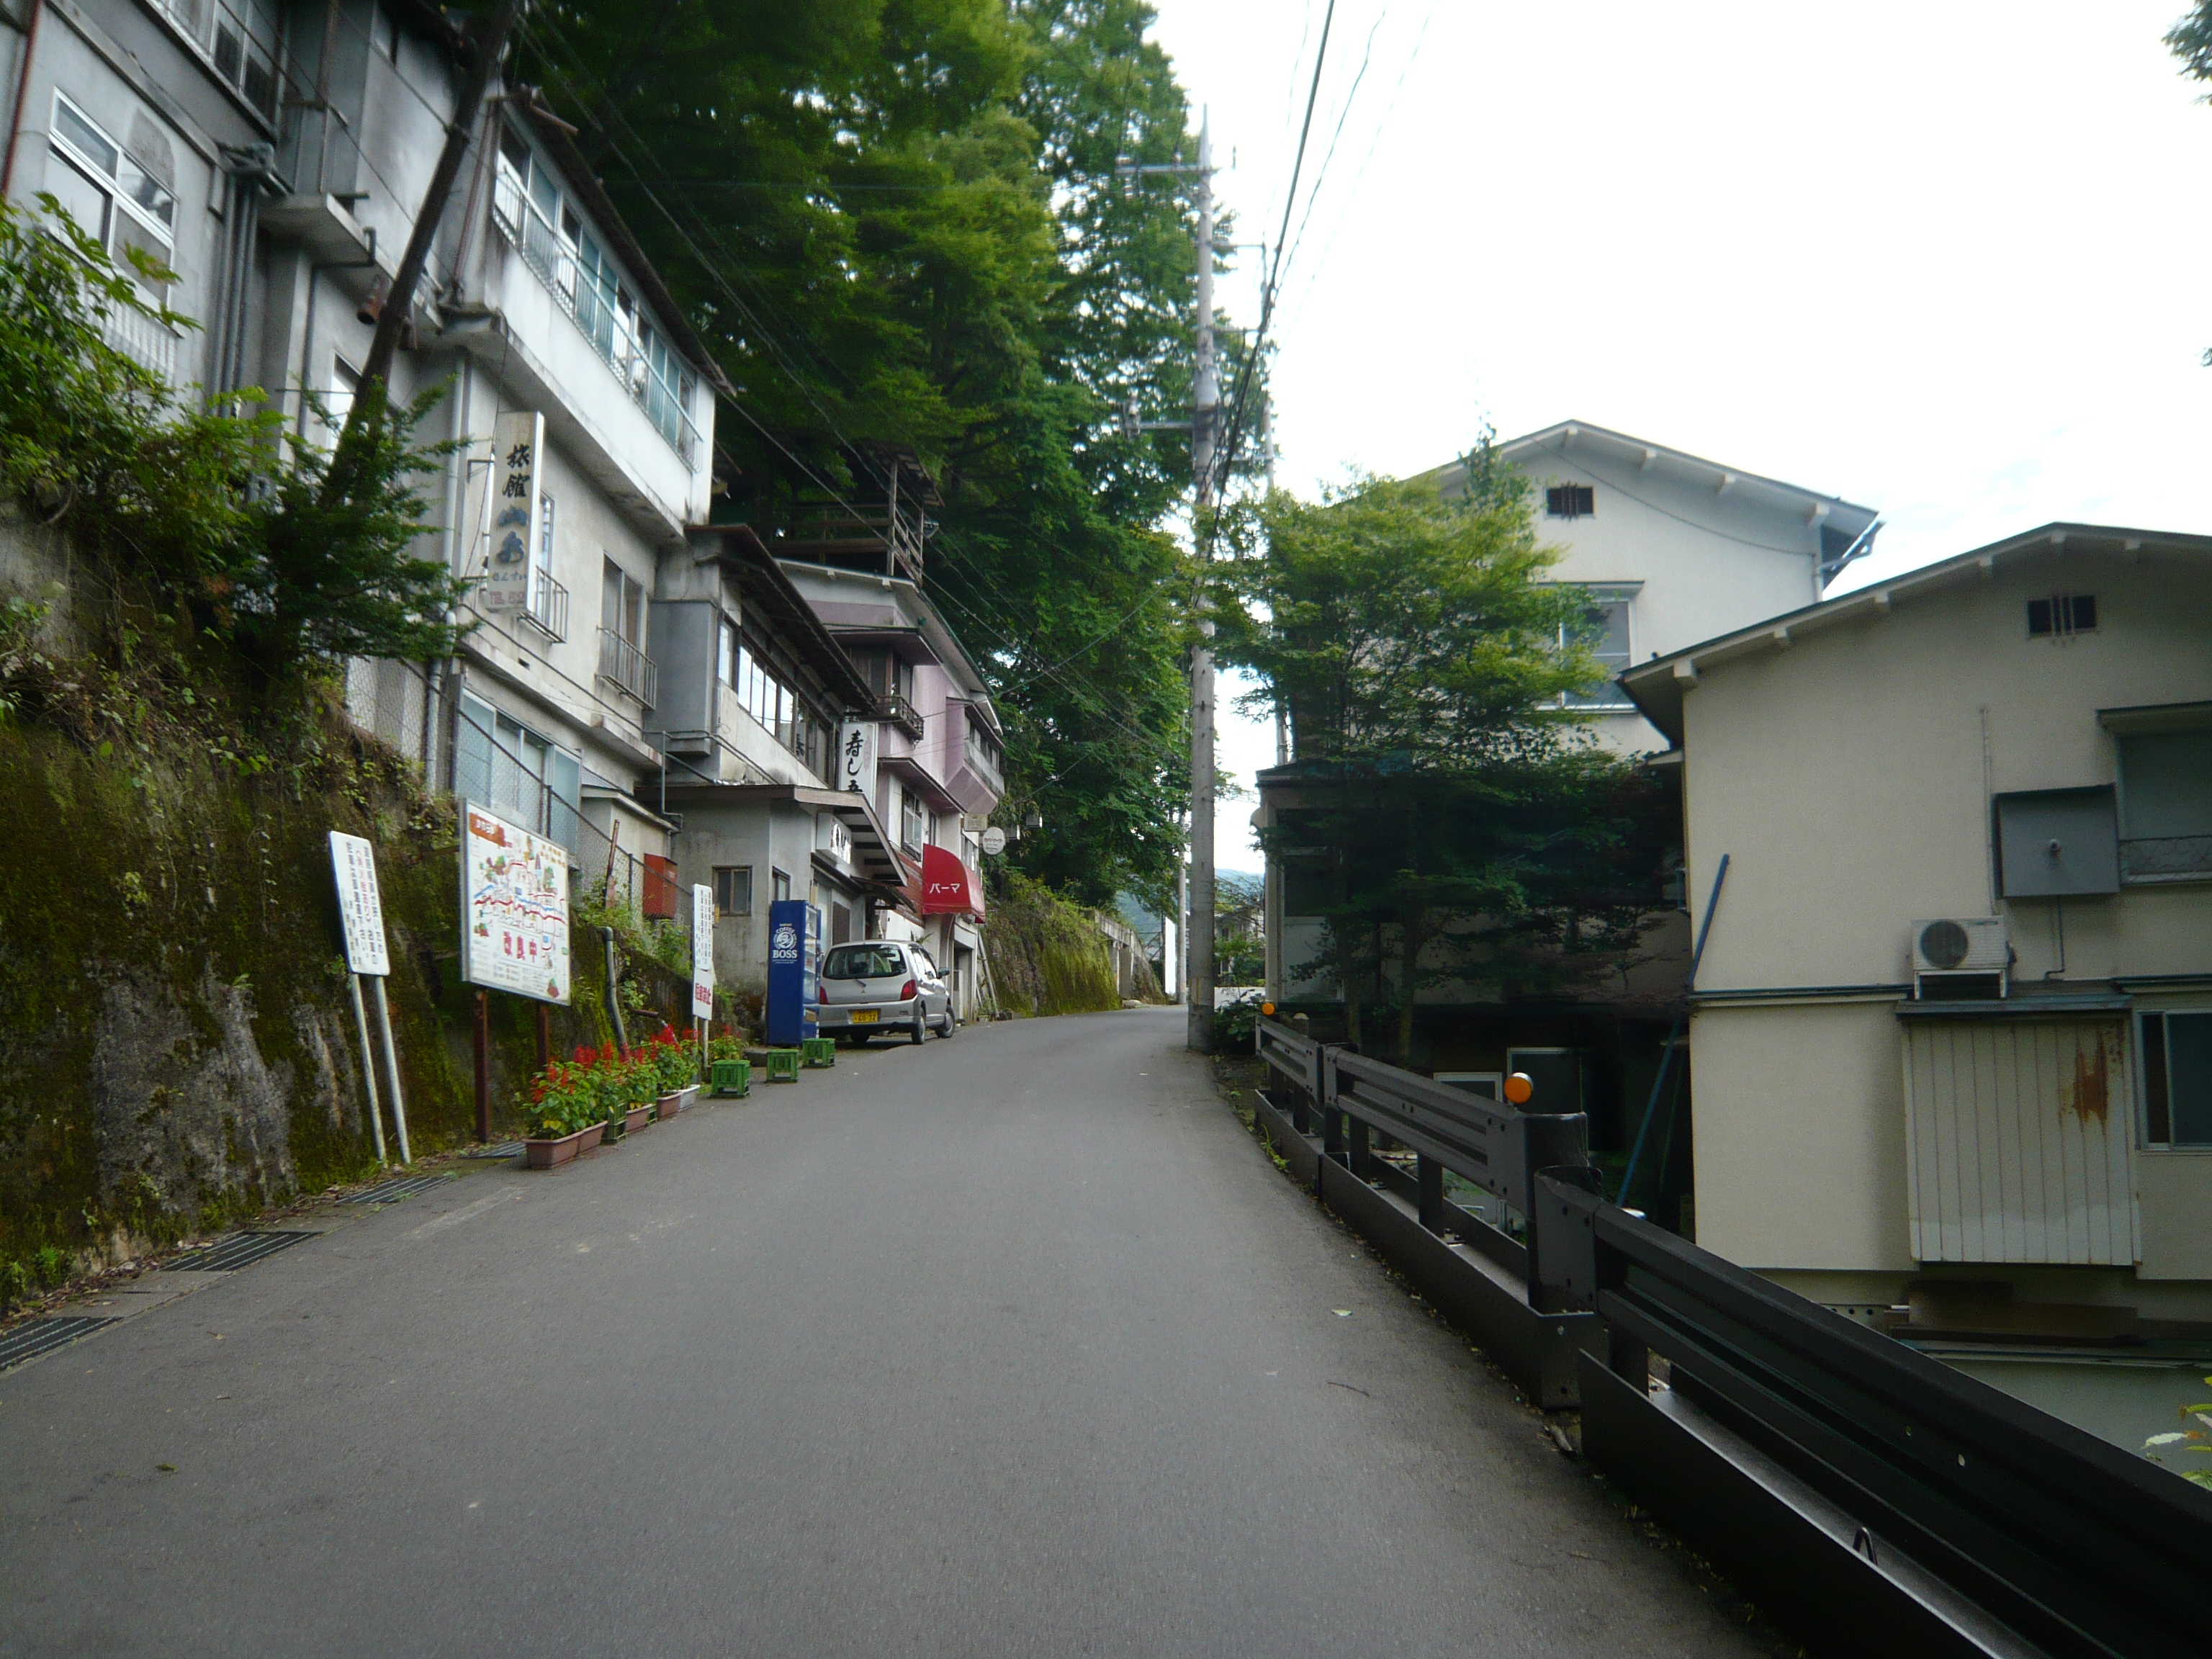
left=1211, top=995, right=1261, bottom=1052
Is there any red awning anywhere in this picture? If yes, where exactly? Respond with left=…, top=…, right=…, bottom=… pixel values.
left=917, top=843, right=986, bottom=917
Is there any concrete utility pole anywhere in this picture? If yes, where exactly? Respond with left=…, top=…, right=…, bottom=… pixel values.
left=1185, top=116, right=1219, bottom=1054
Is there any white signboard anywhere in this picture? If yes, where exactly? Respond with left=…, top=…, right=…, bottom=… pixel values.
left=482, top=410, right=543, bottom=612
left=460, top=801, right=571, bottom=1004
left=691, top=882, right=716, bottom=1019
left=328, top=831, right=391, bottom=977
left=980, top=826, right=1007, bottom=857
left=835, top=718, right=878, bottom=804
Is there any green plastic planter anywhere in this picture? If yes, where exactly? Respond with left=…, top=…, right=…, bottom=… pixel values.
left=802, top=1037, right=837, bottom=1068
left=763, top=1048, right=802, bottom=1083
left=710, top=1058, right=751, bottom=1097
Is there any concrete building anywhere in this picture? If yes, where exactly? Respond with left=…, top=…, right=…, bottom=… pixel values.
left=1621, top=522, right=2212, bottom=1447
left=1430, top=421, right=1880, bottom=752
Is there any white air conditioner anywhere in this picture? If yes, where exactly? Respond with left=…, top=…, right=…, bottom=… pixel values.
left=1909, top=917, right=2010, bottom=997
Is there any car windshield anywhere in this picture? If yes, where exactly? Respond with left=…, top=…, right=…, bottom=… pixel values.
left=822, top=944, right=904, bottom=980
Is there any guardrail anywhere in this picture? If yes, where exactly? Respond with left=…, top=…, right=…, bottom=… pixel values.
left=1249, top=1016, right=2212, bottom=1658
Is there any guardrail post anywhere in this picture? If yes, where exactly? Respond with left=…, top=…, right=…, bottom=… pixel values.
left=1416, top=1154, right=1444, bottom=1233
left=1348, top=1115, right=1371, bottom=1179
left=1290, top=1081, right=1311, bottom=1136
left=1323, top=1104, right=1345, bottom=1164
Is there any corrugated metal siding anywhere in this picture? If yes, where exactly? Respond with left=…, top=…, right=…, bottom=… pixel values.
left=1902, top=1019, right=2137, bottom=1264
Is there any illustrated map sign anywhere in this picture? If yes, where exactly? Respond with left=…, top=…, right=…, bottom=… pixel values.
left=328, top=831, right=391, bottom=977
left=460, top=801, right=571, bottom=1004
left=980, top=826, right=1007, bottom=857
left=691, top=882, right=715, bottom=1019
left=481, top=409, right=543, bottom=612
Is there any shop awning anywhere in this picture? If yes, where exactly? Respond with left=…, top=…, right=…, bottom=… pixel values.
left=918, top=843, right=986, bottom=917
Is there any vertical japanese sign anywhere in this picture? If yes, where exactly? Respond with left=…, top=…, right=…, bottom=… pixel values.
left=835, top=719, right=878, bottom=803
left=460, top=801, right=572, bottom=1004
left=482, top=409, right=542, bottom=612
left=691, top=883, right=716, bottom=1019
left=328, top=832, right=391, bottom=976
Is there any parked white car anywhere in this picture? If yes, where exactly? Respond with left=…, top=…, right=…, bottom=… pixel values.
left=816, top=940, right=955, bottom=1045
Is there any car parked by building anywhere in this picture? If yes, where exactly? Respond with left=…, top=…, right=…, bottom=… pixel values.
left=815, top=940, right=954, bottom=1046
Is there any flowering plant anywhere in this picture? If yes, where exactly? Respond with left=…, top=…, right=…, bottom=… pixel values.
left=647, top=1025, right=699, bottom=1093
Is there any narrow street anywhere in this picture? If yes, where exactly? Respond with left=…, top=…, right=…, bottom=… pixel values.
left=0, top=1007, right=1770, bottom=1658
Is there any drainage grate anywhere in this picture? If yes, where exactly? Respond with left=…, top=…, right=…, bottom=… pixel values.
left=0, top=1316, right=118, bottom=1372
left=167, top=1231, right=318, bottom=1272
left=341, top=1174, right=456, bottom=1205
left=464, top=1142, right=526, bottom=1160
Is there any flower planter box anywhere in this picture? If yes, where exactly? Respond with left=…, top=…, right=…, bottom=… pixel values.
left=656, top=1085, right=699, bottom=1120
left=623, top=1104, right=653, bottom=1135
left=524, top=1122, right=604, bottom=1169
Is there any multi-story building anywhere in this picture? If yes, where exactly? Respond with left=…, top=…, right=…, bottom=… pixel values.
left=1620, top=521, right=2212, bottom=1449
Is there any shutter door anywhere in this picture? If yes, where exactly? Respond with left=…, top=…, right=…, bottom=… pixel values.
left=1902, top=1018, right=2136, bottom=1265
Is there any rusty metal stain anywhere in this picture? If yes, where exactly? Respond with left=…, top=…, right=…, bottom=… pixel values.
left=2064, top=1028, right=2116, bottom=1125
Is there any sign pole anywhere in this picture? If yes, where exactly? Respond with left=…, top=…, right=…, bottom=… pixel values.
left=348, top=971, right=387, bottom=1166
left=368, top=975, right=411, bottom=1164
left=473, top=990, right=491, bottom=1144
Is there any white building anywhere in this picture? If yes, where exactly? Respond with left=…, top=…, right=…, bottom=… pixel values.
left=1621, top=523, right=2212, bottom=1448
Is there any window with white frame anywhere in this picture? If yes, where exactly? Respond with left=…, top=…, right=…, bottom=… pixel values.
left=46, top=94, right=178, bottom=301
left=722, top=627, right=824, bottom=774
left=900, top=786, right=927, bottom=855
left=149, top=1, right=279, bottom=119
left=2141, top=1010, right=2212, bottom=1148
left=1561, top=588, right=1635, bottom=710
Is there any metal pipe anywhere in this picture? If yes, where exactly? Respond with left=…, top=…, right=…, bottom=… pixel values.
left=601, top=926, right=629, bottom=1055
left=1617, top=852, right=1731, bottom=1206
left=0, top=0, right=46, bottom=200
left=368, top=974, right=411, bottom=1164
left=348, top=972, right=387, bottom=1165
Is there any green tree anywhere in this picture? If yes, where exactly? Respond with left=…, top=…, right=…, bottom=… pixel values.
left=1214, top=451, right=1669, bottom=1058
left=515, top=0, right=1241, bottom=910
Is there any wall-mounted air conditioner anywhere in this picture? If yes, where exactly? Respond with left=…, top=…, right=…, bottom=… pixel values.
left=1909, top=917, right=2010, bottom=999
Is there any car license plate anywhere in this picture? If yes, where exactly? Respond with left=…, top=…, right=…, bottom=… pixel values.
left=850, top=1010, right=878, bottom=1023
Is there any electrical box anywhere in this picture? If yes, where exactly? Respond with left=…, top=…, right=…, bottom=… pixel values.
left=1993, top=787, right=2120, bottom=898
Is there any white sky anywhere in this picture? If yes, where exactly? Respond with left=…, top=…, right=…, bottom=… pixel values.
left=1146, top=0, right=2212, bottom=866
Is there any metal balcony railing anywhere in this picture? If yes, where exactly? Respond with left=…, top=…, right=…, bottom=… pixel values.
left=597, top=627, right=657, bottom=707
left=878, top=691, right=926, bottom=742
left=2121, top=834, right=2212, bottom=882
left=521, top=571, right=568, bottom=642
left=490, top=171, right=701, bottom=465
left=100, top=303, right=178, bottom=383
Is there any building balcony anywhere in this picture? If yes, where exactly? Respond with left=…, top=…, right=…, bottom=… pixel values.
left=521, top=571, right=569, bottom=643
left=597, top=626, right=657, bottom=707
left=877, top=691, right=926, bottom=742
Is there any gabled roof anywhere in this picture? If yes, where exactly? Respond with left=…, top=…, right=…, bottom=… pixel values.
left=1618, top=522, right=2212, bottom=745
left=1429, top=419, right=1881, bottom=582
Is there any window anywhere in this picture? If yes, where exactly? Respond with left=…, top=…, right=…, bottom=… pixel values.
left=2027, top=593, right=2097, bottom=638
left=319, top=356, right=359, bottom=442
left=2116, top=724, right=2212, bottom=882
left=823, top=943, right=905, bottom=980
left=900, top=786, right=927, bottom=855
left=718, top=617, right=737, bottom=688
left=48, top=94, right=177, bottom=302
left=1561, top=589, right=1634, bottom=710
left=726, top=632, right=824, bottom=772
left=2141, top=1011, right=2212, bottom=1147
left=601, top=557, right=646, bottom=645
left=771, top=868, right=791, bottom=904
left=712, top=866, right=752, bottom=917
left=845, top=646, right=914, bottom=703
left=1545, top=484, right=1595, bottom=520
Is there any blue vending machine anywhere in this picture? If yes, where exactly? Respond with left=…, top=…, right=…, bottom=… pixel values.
left=765, top=899, right=821, bottom=1046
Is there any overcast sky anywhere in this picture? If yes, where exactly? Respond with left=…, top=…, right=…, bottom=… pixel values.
left=1143, top=1, right=2212, bottom=866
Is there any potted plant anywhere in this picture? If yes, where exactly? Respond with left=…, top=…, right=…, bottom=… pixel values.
left=708, top=1030, right=750, bottom=1097
left=610, top=1046, right=657, bottom=1136
left=522, top=1057, right=606, bottom=1169
left=649, top=1025, right=701, bottom=1118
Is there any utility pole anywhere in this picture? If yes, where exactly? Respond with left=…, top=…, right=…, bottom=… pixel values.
left=1185, top=116, right=1219, bottom=1053
left=1115, top=117, right=1220, bottom=1049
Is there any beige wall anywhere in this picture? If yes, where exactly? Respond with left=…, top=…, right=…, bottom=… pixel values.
left=1679, top=547, right=2212, bottom=1277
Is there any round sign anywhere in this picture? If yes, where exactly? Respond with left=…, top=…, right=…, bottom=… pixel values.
left=1502, top=1071, right=1535, bottom=1106
left=980, top=826, right=1007, bottom=856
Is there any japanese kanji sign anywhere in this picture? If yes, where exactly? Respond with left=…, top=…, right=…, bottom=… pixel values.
left=482, top=409, right=542, bottom=612
left=691, top=883, right=715, bottom=1019
left=328, top=831, right=390, bottom=977
left=460, top=801, right=571, bottom=1004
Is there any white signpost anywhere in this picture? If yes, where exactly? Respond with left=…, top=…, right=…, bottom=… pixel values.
left=691, top=883, right=716, bottom=1021
left=328, top=832, right=410, bottom=1166
left=980, top=826, right=1007, bottom=857
left=460, top=802, right=572, bottom=1004
left=482, top=410, right=542, bottom=613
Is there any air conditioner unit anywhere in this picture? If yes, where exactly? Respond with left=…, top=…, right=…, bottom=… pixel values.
left=1909, top=917, right=2010, bottom=998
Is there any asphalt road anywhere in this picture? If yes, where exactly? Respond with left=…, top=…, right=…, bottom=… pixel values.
left=0, top=1006, right=1774, bottom=1658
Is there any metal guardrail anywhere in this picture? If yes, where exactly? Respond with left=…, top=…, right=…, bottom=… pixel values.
left=597, top=626, right=657, bottom=707
left=1248, top=1014, right=2212, bottom=1655
left=1536, top=1171, right=2212, bottom=1658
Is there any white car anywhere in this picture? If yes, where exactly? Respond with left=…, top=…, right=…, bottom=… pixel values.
left=815, top=940, right=955, bottom=1046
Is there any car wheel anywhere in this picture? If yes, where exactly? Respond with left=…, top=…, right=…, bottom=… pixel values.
left=938, top=1010, right=956, bottom=1038
left=909, top=1015, right=925, bottom=1046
